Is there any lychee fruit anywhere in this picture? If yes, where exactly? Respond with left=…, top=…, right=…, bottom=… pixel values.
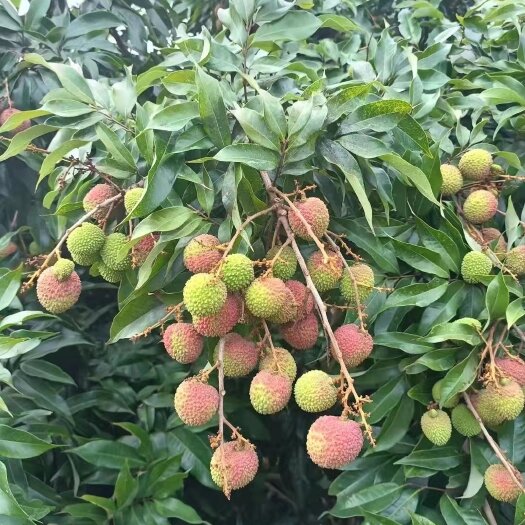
left=100, top=233, right=132, bottom=272
left=294, top=370, right=337, bottom=413
left=307, top=249, right=343, bottom=292
left=495, top=357, right=525, bottom=387
left=183, top=234, right=222, bottom=274
left=97, top=262, right=123, bottom=283
left=52, top=259, right=75, bottom=281
left=249, top=370, right=292, bottom=414
left=505, top=245, right=525, bottom=276
left=288, top=197, right=329, bottom=241
left=432, top=379, right=460, bottom=408
left=332, top=324, right=373, bottom=368
left=484, top=464, right=522, bottom=503
left=0, top=242, right=17, bottom=260
left=285, top=280, right=314, bottom=319
left=82, top=184, right=119, bottom=221
left=421, top=409, right=452, bottom=446
left=440, top=164, right=463, bottom=196
left=451, top=404, right=481, bottom=437
left=245, top=277, right=289, bottom=320
left=0, top=107, right=30, bottom=134
left=458, top=149, right=492, bottom=180
left=306, top=416, right=363, bottom=469
left=210, top=441, right=259, bottom=492
left=124, top=187, right=144, bottom=215
left=215, top=333, right=258, bottom=378
left=266, top=245, right=297, bottom=280
left=219, top=254, right=254, bottom=292
left=36, top=266, right=81, bottom=314
left=266, top=286, right=298, bottom=324
left=475, top=379, right=524, bottom=426
left=461, top=251, right=492, bottom=283
left=340, top=264, right=374, bottom=305
left=490, top=164, right=504, bottom=178
left=183, top=273, right=227, bottom=317
left=163, top=323, right=204, bottom=364
left=174, top=378, right=219, bottom=426
left=281, top=312, right=319, bottom=350
left=481, top=228, right=506, bottom=259
left=66, top=223, right=106, bottom=265
left=258, top=347, right=297, bottom=382
left=193, top=294, right=242, bottom=337
left=132, top=234, right=157, bottom=267
left=463, top=190, right=498, bottom=224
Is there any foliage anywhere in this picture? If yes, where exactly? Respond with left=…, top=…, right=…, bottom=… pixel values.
left=1, top=0, right=525, bottom=524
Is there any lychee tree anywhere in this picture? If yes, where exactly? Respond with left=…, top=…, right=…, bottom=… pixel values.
left=1, top=1, right=525, bottom=524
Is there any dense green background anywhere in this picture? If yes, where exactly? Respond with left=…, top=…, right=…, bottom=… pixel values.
left=1, top=0, right=525, bottom=524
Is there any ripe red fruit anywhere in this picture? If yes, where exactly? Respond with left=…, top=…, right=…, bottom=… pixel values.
left=215, top=333, right=259, bottom=377
left=36, top=267, right=81, bottom=314
left=495, top=357, right=525, bottom=386
left=281, top=312, right=319, bottom=350
left=0, top=107, right=30, bottom=134
left=288, top=197, right=329, bottom=241
left=210, top=441, right=259, bottom=492
left=193, top=294, right=242, bottom=337
left=183, top=234, right=222, bottom=273
left=332, top=324, right=373, bottom=368
left=83, top=184, right=119, bottom=221
left=163, top=323, right=204, bottom=364
left=132, top=234, right=158, bottom=267
left=285, top=280, right=314, bottom=319
left=174, top=378, right=219, bottom=426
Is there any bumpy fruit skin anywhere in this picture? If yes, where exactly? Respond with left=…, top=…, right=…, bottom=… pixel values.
left=505, top=246, right=525, bottom=276
left=52, top=259, right=75, bottom=281
left=82, top=184, right=119, bottom=220
left=183, top=273, right=227, bottom=317
left=124, top=187, right=144, bottom=214
left=163, top=323, right=204, bottom=364
left=463, top=190, right=498, bottom=224
left=451, top=404, right=481, bottom=437
left=0, top=242, right=17, bottom=260
left=306, top=416, right=363, bottom=469
left=332, top=324, right=373, bottom=368
left=249, top=370, right=292, bottom=414
left=97, top=263, right=123, bottom=283
left=219, top=254, right=254, bottom=292
left=484, top=464, right=523, bottom=503
left=100, top=233, right=132, bottom=271
left=340, top=264, right=374, bottom=304
left=132, top=234, right=157, bottom=267
left=281, top=312, right=319, bottom=350
left=215, top=333, right=258, bottom=377
left=285, top=280, right=313, bottom=319
left=67, top=223, right=106, bottom=263
left=307, top=250, right=343, bottom=292
left=288, top=197, right=329, bottom=241
left=210, top=441, right=259, bottom=491
left=432, top=379, right=460, bottom=408
left=461, top=251, right=492, bottom=284
left=266, top=286, right=297, bottom=324
left=183, top=234, right=221, bottom=274
left=476, top=379, right=525, bottom=426
left=259, top=347, right=297, bottom=382
left=245, top=277, right=288, bottom=320
left=36, top=267, right=81, bottom=314
left=421, top=409, right=452, bottom=446
left=266, top=245, right=297, bottom=280
left=495, top=357, right=525, bottom=386
left=174, top=378, right=218, bottom=426
left=458, top=149, right=492, bottom=180
left=294, top=370, right=337, bottom=413
left=193, top=294, right=242, bottom=337
left=0, top=107, right=30, bottom=134
left=440, top=164, right=463, bottom=196
left=481, top=228, right=506, bottom=259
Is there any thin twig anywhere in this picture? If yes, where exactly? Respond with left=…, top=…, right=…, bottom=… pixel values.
left=483, top=500, right=497, bottom=525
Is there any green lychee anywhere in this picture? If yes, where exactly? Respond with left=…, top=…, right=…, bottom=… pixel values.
left=307, top=249, right=343, bottom=292
left=421, top=409, right=452, bottom=446
left=218, top=254, right=254, bottom=292
left=463, top=190, right=498, bottom=224
left=432, top=379, right=460, bottom=408
left=52, top=259, right=75, bottom=281
left=245, top=277, right=289, bottom=320
left=294, top=370, right=337, bottom=413
left=183, top=273, right=227, bottom=317
left=124, top=187, right=144, bottom=215
left=266, top=245, right=297, bottom=280
left=100, top=233, right=132, bottom=272
left=458, top=149, right=492, bottom=180
left=66, top=223, right=106, bottom=264
left=258, top=347, right=297, bottom=382
left=249, top=371, right=292, bottom=415
left=340, top=263, right=374, bottom=305
left=451, top=404, right=480, bottom=437
left=440, top=164, right=463, bottom=196
left=505, top=245, right=525, bottom=276
left=461, top=251, right=492, bottom=284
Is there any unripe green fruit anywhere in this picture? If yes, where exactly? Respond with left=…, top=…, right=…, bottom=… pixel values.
left=219, top=254, right=254, bottom=291
left=458, top=149, right=492, bottom=180
left=124, top=187, right=144, bottom=215
left=100, top=233, right=132, bottom=271
left=98, top=263, right=123, bottom=283
left=266, top=245, right=297, bottom=280
left=463, top=190, right=498, bottom=224
left=475, top=379, right=524, bottom=426
left=259, top=347, right=297, bottom=382
left=432, top=379, right=460, bottom=408
left=294, top=370, right=337, bottom=413
left=249, top=371, right=292, bottom=415
left=505, top=246, right=525, bottom=276
left=440, top=164, right=463, bottom=196
left=484, top=464, right=523, bottom=503
left=67, top=223, right=106, bottom=263
left=52, top=259, right=75, bottom=281
left=421, top=409, right=452, bottom=446
left=451, top=404, right=480, bottom=437
left=28, top=241, right=40, bottom=256
left=183, top=273, right=227, bottom=317
left=340, top=264, right=374, bottom=305
left=460, top=251, right=492, bottom=284
left=265, top=286, right=297, bottom=324
left=307, top=250, right=343, bottom=292
left=490, top=164, right=504, bottom=177
left=245, top=277, right=288, bottom=320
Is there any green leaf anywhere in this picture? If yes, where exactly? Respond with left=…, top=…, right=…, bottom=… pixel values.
left=154, top=498, right=209, bottom=524
left=368, top=376, right=407, bottom=424
left=0, top=125, right=56, bottom=162
left=337, top=134, right=390, bottom=158
left=25, top=0, right=50, bottom=28
left=486, top=272, right=509, bottom=321
left=319, top=14, right=359, bottom=32
left=96, top=123, right=135, bottom=170
left=132, top=207, right=197, bottom=239
left=81, top=495, right=115, bottom=515
left=515, top=494, right=525, bottom=525
left=327, top=84, right=371, bottom=123
left=507, top=298, right=525, bottom=328
left=215, top=144, right=279, bottom=170
left=252, top=11, right=321, bottom=43
left=340, top=100, right=412, bottom=133
left=20, top=360, right=76, bottom=385
left=410, top=514, right=438, bottom=525
left=196, top=67, right=231, bottom=148
left=0, top=461, right=32, bottom=519
left=439, top=494, right=488, bottom=525
left=147, top=102, right=199, bottom=131
left=38, top=139, right=88, bottom=185
left=395, top=447, right=462, bottom=470
left=0, top=109, right=50, bottom=133
left=424, top=322, right=481, bottom=346
left=65, top=11, right=121, bottom=39
left=439, top=350, right=478, bottom=407
left=372, top=396, right=414, bottom=453
left=499, top=414, right=525, bottom=465
left=374, top=332, right=433, bottom=354
left=231, top=107, right=280, bottom=151
left=0, top=266, right=22, bottom=311
left=391, top=239, right=449, bottom=278
left=0, top=425, right=56, bottom=459
left=381, top=279, right=448, bottom=311
left=115, top=462, right=139, bottom=509
left=70, top=440, right=145, bottom=469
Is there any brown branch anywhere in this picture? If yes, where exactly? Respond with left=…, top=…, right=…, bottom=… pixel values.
left=483, top=501, right=497, bottom=525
